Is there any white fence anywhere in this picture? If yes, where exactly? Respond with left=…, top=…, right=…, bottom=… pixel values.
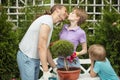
left=0, top=0, right=120, bottom=27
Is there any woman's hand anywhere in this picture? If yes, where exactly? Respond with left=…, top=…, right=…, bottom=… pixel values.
left=66, top=52, right=78, bottom=63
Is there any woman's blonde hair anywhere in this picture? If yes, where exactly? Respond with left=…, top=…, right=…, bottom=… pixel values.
left=88, top=44, right=106, bottom=61
left=73, top=7, right=88, bottom=25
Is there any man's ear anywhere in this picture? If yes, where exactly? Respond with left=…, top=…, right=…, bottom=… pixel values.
left=56, top=8, right=61, bottom=13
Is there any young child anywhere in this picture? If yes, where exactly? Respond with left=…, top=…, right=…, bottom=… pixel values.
left=88, top=44, right=119, bottom=80
left=57, top=7, right=88, bottom=68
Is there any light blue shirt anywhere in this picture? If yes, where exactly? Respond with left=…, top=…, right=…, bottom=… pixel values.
left=94, top=58, right=119, bottom=80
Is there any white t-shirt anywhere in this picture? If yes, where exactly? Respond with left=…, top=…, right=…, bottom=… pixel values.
left=19, top=15, right=53, bottom=59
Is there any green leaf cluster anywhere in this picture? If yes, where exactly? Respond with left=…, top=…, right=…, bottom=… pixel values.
left=51, top=40, right=74, bottom=58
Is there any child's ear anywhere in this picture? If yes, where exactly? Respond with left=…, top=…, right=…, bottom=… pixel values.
left=89, top=54, right=91, bottom=58
left=77, top=16, right=80, bottom=20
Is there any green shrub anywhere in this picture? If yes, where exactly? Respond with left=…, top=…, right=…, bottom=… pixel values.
left=51, top=40, right=74, bottom=58
left=0, top=6, right=19, bottom=79
left=89, top=9, right=120, bottom=76
left=51, top=40, right=74, bottom=70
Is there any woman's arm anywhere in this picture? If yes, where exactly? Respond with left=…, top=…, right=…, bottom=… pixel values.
left=77, top=42, right=87, bottom=55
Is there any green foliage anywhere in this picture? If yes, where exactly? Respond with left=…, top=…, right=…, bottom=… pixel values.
left=50, top=40, right=74, bottom=70
left=0, top=6, right=19, bottom=79
left=75, top=7, right=120, bottom=76
left=51, top=40, right=74, bottom=58
left=51, top=27, right=62, bottom=42
left=89, top=9, right=120, bottom=75
left=0, top=0, right=120, bottom=78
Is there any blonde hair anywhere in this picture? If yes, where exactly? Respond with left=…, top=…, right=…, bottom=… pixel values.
left=73, top=7, right=88, bottom=25
left=88, top=44, right=106, bottom=61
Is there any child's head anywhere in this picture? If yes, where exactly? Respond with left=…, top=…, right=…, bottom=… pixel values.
left=88, top=44, right=106, bottom=61
left=73, top=7, right=88, bottom=25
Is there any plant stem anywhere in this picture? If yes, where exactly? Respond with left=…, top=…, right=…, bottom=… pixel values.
left=64, top=58, right=69, bottom=71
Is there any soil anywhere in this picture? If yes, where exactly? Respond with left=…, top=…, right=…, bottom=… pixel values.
left=58, top=67, right=80, bottom=71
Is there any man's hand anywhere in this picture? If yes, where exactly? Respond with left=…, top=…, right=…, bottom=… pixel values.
left=42, top=71, right=52, bottom=80
left=53, top=67, right=57, bottom=74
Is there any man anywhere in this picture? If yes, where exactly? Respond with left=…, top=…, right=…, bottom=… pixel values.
left=17, top=5, right=68, bottom=80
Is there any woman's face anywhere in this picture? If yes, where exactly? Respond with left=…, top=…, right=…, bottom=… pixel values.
left=68, top=10, right=80, bottom=21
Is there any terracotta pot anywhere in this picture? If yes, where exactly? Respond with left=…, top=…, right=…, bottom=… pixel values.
left=57, top=67, right=81, bottom=80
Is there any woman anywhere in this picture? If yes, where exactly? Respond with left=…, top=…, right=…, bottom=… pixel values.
left=57, top=7, right=88, bottom=68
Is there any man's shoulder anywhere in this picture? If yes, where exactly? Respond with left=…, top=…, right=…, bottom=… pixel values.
left=40, top=15, right=52, bottom=20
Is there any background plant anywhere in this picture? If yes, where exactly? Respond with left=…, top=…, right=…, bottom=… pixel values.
left=0, top=5, right=20, bottom=80
left=93, top=9, right=120, bottom=75
left=84, top=7, right=120, bottom=75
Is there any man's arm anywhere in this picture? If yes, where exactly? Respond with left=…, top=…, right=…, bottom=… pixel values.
left=38, top=24, right=50, bottom=72
left=47, top=49, right=56, bottom=68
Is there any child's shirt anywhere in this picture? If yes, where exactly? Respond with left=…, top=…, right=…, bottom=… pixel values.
left=94, top=58, right=119, bottom=80
left=59, top=24, right=86, bottom=51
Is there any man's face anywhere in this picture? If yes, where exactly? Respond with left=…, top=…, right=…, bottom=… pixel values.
left=58, top=7, right=68, bottom=22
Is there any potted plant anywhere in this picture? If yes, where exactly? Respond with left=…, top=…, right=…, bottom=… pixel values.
left=51, top=40, right=81, bottom=80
